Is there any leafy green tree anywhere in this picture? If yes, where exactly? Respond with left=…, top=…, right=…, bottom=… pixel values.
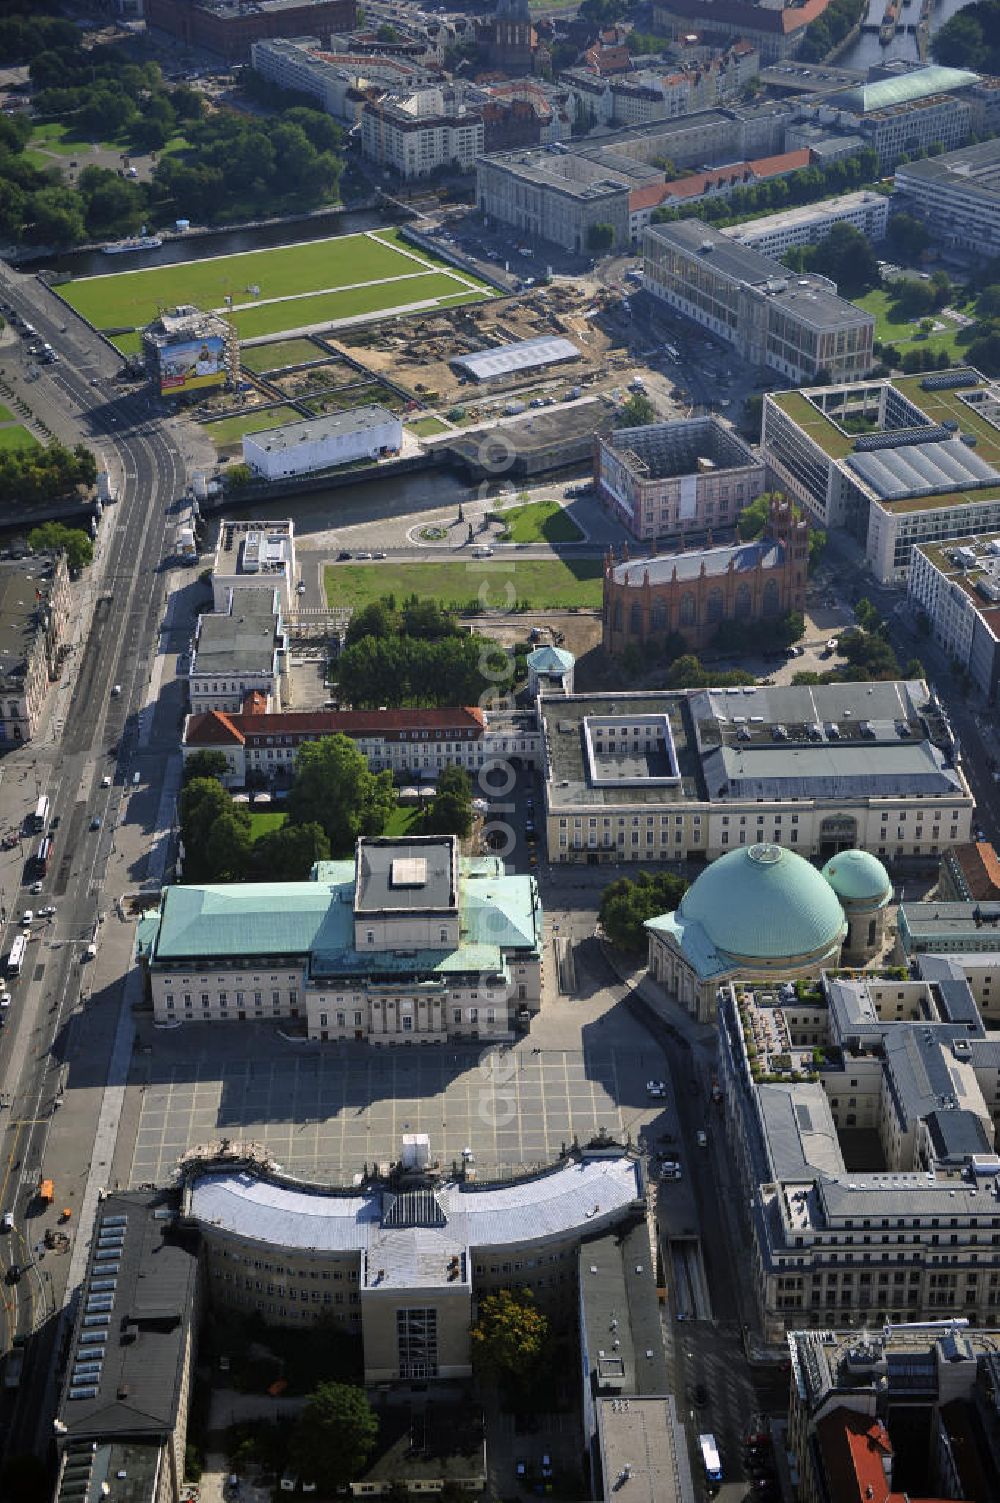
left=183, top=750, right=232, bottom=784
left=27, top=522, right=93, bottom=572
left=179, top=777, right=234, bottom=880
left=854, top=596, right=881, bottom=631
left=967, top=329, right=1000, bottom=376
left=892, top=279, right=936, bottom=320
left=904, top=657, right=926, bottom=679
left=600, top=870, right=688, bottom=951
left=665, top=654, right=754, bottom=688
left=614, top=393, right=657, bottom=428
left=78, top=167, right=147, bottom=239
left=345, top=599, right=400, bottom=646
left=286, top=734, right=396, bottom=854
left=586, top=221, right=615, bottom=252
left=290, top=1383, right=379, bottom=1489
left=26, top=185, right=86, bottom=245
left=471, top=1289, right=549, bottom=1381
left=932, top=0, right=1000, bottom=70
left=204, top=810, right=253, bottom=881
left=252, top=820, right=331, bottom=880
left=886, top=211, right=930, bottom=260
left=802, top=222, right=881, bottom=296
left=423, top=768, right=474, bottom=840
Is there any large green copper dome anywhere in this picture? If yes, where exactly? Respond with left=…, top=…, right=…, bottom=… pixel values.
left=678, top=843, right=847, bottom=963
left=821, top=849, right=891, bottom=906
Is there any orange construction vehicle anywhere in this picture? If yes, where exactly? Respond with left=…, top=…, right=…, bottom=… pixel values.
left=38, top=1178, right=54, bottom=1205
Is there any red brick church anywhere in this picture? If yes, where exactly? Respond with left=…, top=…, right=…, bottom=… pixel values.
left=602, top=495, right=809, bottom=656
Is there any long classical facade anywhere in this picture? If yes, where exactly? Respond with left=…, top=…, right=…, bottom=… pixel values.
left=602, top=495, right=809, bottom=655
left=137, top=835, right=543, bottom=1043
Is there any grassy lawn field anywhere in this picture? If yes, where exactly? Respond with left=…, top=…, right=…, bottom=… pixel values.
left=500, top=499, right=583, bottom=544
left=59, top=231, right=491, bottom=337
left=855, top=288, right=963, bottom=362
left=0, top=405, right=16, bottom=425
left=326, top=558, right=603, bottom=612
left=228, top=273, right=468, bottom=340
left=383, top=805, right=422, bottom=838
left=0, top=425, right=39, bottom=453
left=108, top=330, right=143, bottom=356
left=241, top=338, right=324, bottom=373
left=248, top=810, right=287, bottom=841
left=407, top=415, right=451, bottom=437
left=202, top=404, right=301, bottom=449
left=29, top=120, right=124, bottom=157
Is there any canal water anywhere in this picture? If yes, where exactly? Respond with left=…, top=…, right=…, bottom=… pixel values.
left=838, top=0, right=976, bottom=71
left=19, top=205, right=403, bottom=279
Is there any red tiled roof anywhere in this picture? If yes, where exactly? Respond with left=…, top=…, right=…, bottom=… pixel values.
left=661, top=0, right=833, bottom=34
left=751, top=147, right=811, bottom=177
left=815, top=1411, right=952, bottom=1503
left=634, top=147, right=811, bottom=211
left=950, top=840, right=1000, bottom=900
left=185, top=706, right=486, bottom=747
left=185, top=711, right=245, bottom=747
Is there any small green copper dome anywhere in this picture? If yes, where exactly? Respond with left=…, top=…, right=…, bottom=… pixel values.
left=678, top=843, right=847, bottom=962
left=821, top=849, right=892, bottom=906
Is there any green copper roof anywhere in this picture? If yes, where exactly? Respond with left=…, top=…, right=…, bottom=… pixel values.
left=822, top=849, right=892, bottom=905
left=676, top=843, right=847, bottom=962
left=152, top=881, right=348, bottom=961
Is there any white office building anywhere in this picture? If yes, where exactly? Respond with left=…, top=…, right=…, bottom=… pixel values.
left=720, top=190, right=889, bottom=259
left=242, top=406, right=402, bottom=480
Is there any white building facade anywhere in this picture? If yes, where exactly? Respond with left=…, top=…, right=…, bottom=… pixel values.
left=243, top=407, right=402, bottom=480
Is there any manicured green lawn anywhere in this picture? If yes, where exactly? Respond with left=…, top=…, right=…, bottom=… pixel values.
left=407, top=415, right=451, bottom=437
left=59, top=231, right=480, bottom=331
left=108, top=330, right=143, bottom=355
left=855, top=288, right=963, bottom=361
left=0, top=404, right=16, bottom=425
left=326, top=558, right=603, bottom=612
left=29, top=120, right=122, bottom=156
left=0, top=425, right=39, bottom=453
left=241, top=338, right=324, bottom=373
left=383, top=805, right=422, bottom=838
left=500, top=499, right=583, bottom=544
left=228, top=273, right=470, bottom=340
left=248, top=810, right=287, bottom=841
left=202, top=405, right=302, bottom=448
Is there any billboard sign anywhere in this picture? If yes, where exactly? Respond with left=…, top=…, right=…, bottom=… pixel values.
left=159, top=335, right=225, bottom=396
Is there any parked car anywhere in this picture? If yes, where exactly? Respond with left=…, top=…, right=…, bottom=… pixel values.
left=646, top=1080, right=667, bottom=1100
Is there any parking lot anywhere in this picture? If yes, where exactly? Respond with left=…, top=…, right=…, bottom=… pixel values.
left=128, top=1025, right=664, bottom=1187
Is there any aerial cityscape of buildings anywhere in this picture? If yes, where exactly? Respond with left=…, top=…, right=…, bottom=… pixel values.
left=9, top=1, right=1000, bottom=1502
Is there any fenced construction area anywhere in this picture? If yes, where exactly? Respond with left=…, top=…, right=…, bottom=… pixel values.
left=58, top=228, right=493, bottom=345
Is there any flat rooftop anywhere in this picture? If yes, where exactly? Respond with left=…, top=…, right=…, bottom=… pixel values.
left=57, top=1192, right=197, bottom=1441
left=355, top=836, right=457, bottom=914
left=603, top=414, right=758, bottom=480
left=452, top=336, right=579, bottom=382
left=245, top=404, right=396, bottom=452
left=646, top=219, right=873, bottom=331
left=914, top=532, right=1000, bottom=638
left=542, top=681, right=962, bottom=810
left=0, top=556, right=63, bottom=688
left=597, top=1396, right=695, bottom=1503
left=192, top=587, right=280, bottom=676
left=900, top=900, right=1000, bottom=938
left=216, top=518, right=294, bottom=579
left=722, top=190, right=887, bottom=239
left=770, top=372, right=1000, bottom=513
left=897, top=135, right=1000, bottom=200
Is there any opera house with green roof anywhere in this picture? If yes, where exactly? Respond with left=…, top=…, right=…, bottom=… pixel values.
left=136, top=834, right=543, bottom=1043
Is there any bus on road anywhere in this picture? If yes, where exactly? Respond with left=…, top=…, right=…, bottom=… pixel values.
left=7, top=933, right=27, bottom=978
left=30, top=837, right=52, bottom=878
left=699, top=1434, right=721, bottom=1486
left=31, top=795, right=49, bottom=832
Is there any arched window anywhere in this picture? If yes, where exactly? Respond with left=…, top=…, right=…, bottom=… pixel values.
left=651, top=601, right=667, bottom=632
left=762, top=579, right=780, bottom=617
left=706, top=588, right=724, bottom=622
left=735, top=583, right=752, bottom=618
left=679, top=592, right=696, bottom=626
left=630, top=602, right=643, bottom=636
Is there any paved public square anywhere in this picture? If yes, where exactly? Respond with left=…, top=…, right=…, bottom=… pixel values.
left=128, top=1000, right=667, bottom=1187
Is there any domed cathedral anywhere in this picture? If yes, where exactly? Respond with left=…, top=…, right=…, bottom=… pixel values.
left=602, top=495, right=809, bottom=658
left=490, top=0, right=536, bottom=76
left=645, top=842, right=892, bottom=1022
left=822, top=849, right=892, bottom=965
